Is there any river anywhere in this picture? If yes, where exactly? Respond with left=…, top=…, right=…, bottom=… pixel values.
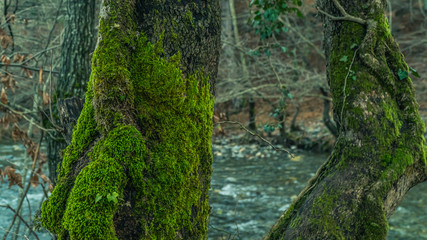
left=0, top=141, right=426, bottom=239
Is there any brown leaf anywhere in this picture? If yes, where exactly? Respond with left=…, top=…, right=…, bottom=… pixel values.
left=3, top=166, right=23, bottom=188
left=42, top=92, right=50, bottom=105
left=0, top=168, right=3, bottom=184
left=14, top=173, right=23, bottom=188
left=0, top=87, right=7, bottom=105
left=0, top=113, right=19, bottom=129
left=24, top=68, right=33, bottom=79
left=6, top=14, right=15, bottom=24
left=1, top=55, right=10, bottom=65
left=39, top=68, right=43, bottom=84
left=11, top=123, right=22, bottom=142
left=30, top=174, right=39, bottom=188
left=0, top=74, right=17, bottom=92
left=39, top=172, right=50, bottom=184
left=13, top=54, right=25, bottom=63
left=0, top=35, right=12, bottom=49
left=3, top=166, right=15, bottom=176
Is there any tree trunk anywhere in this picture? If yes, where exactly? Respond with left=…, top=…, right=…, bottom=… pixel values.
left=265, top=0, right=427, bottom=239
left=41, top=0, right=220, bottom=239
left=46, top=0, right=97, bottom=184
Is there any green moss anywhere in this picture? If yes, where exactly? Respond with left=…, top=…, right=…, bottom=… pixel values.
left=62, top=125, right=145, bottom=239
left=41, top=74, right=98, bottom=236
left=41, top=1, right=214, bottom=239
left=289, top=215, right=301, bottom=228
left=310, top=190, right=345, bottom=239
left=185, top=10, right=195, bottom=27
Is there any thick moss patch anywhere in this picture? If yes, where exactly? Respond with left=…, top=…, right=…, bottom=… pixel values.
left=41, top=3, right=214, bottom=238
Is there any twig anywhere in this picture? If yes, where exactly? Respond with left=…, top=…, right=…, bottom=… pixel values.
left=339, top=48, right=358, bottom=125
left=0, top=63, right=60, bottom=74
left=215, top=120, right=294, bottom=157
left=21, top=45, right=61, bottom=65
left=0, top=205, right=39, bottom=240
left=0, top=101, right=55, bottom=133
left=317, top=0, right=367, bottom=25
left=2, top=131, right=44, bottom=240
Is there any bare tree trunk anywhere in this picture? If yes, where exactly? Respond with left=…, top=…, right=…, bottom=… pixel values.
left=265, top=0, right=427, bottom=239
left=46, top=0, right=97, bottom=184
left=41, top=0, right=220, bottom=239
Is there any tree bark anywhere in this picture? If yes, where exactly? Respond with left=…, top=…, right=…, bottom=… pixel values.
left=41, top=0, right=220, bottom=239
left=46, top=0, right=97, bottom=184
left=320, top=87, right=338, bottom=138
left=265, top=0, right=427, bottom=239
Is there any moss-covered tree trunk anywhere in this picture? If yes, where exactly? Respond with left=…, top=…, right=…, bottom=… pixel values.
left=265, top=0, right=427, bottom=239
left=41, top=0, right=220, bottom=239
left=46, top=0, right=97, bottom=184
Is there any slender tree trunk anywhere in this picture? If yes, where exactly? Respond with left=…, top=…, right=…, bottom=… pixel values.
left=265, top=0, right=427, bottom=239
left=41, top=0, right=220, bottom=239
left=46, top=0, right=97, bottom=184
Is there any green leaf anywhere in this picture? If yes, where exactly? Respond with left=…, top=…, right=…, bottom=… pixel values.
left=281, top=46, right=287, bottom=53
left=95, top=194, right=102, bottom=203
left=339, top=56, right=348, bottom=62
left=249, top=49, right=260, bottom=56
left=296, top=10, right=304, bottom=18
left=352, top=75, right=357, bottom=81
left=287, top=93, right=293, bottom=99
left=350, top=43, right=357, bottom=49
left=120, top=95, right=126, bottom=101
left=263, top=124, right=275, bottom=133
left=249, top=0, right=258, bottom=7
left=398, top=69, right=409, bottom=80
left=409, top=67, right=420, bottom=78
left=265, top=49, right=271, bottom=57
left=107, top=192, right=119, bottom=203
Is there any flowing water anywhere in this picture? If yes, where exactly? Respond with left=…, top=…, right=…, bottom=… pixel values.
left=208, top=140, right=427, bottom=240
left=0, top=141, right=426, bottom=239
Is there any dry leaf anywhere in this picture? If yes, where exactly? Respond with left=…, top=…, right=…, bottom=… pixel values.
left=39, top=172, right=50, bottom=184
left=1, top=55, right=10, bottom=65
left=3, top=166, right=23, bottom=188
left=0, top=113, right=19, bottom=129
left=0, top=168, right=3, bottom=184
left=11, top=123, right=22, bottom=142
left=30, top=174, right=39, bottom=188
left=39, top=68, right=43, bottom=84
left=42, top=92, right=49, bottom=105
left=13, top=54, right=25, bottom=63
left=0, top=87, right=7, bottom=105
left=6, top=14, right=15, bottom=24
left=24, top=68, right=33, bottom=79
left=1, top=74, right=17, bottom=92
left=0, top=35, right=12, bottom=49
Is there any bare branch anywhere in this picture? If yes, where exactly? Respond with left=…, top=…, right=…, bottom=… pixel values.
left=215, top=120, right=294, bottom=157
left=317, top=0, right=367, bottom=25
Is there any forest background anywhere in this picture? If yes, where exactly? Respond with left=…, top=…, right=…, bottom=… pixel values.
left=0, top=0, right=425, bottom=239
